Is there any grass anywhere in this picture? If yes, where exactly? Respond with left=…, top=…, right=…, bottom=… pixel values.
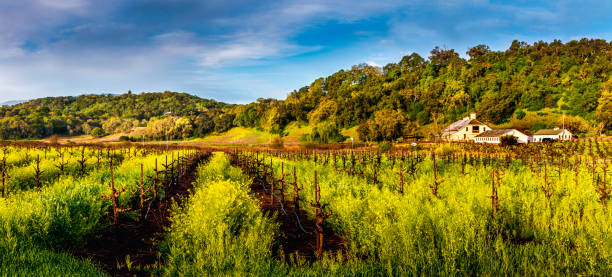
left=199, top=127, right=272, bottom=145
left=198, top=123, right=314, bottom=146
left=161, top=153, right=278, bottom=275
left=0, top=148, right=190, bottom=276
left=259, top=150, right=611, bottom=276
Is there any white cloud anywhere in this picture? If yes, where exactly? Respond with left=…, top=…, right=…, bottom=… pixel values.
left=365, top=61, right=381, bottom=67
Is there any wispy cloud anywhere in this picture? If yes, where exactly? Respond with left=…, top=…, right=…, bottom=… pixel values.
left=0, top=0, right=609, bottom=103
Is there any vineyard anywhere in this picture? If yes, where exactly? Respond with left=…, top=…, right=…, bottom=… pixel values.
left=0, top=140, right=610, bottom=276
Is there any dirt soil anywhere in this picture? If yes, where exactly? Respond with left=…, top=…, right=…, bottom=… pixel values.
left=240, top=169, right=346, bottom=261
left=70, top=153, right=209, bottom=277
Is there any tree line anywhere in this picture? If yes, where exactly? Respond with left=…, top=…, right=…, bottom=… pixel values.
left=0, top=38, right=610, bottom=142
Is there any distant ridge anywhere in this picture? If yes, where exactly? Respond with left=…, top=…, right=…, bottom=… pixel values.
left=0, top=100, right=26, bottom=107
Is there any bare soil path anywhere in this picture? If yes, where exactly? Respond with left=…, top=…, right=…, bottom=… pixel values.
left=230, top=158, right=346, bottom=261
left=71, top=153, right=210, bottom=276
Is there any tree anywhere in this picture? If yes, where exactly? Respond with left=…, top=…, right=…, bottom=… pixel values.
left=596, top=78, right=612, bottom=131
left=193, top=112, right=216, bottom=137
left=214, top=113, right=235, bottom=133
left=373, top=109, right=406, bottom=141
left=91, top=127, right=105, bottom=138
left=171, top=117, right=194, bottom=139
left=500, top=135, right=518, bottom=146
left=302, top=122, right=346, bottom=144
left=467, top=44, right=491, bottom=60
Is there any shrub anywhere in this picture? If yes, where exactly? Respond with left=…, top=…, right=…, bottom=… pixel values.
left=48, top=135, right=59, bottom=145
left=500, top=135, right=518, bottom=146
left=377, top=141, right=394, bottom=153
left=270, top=135, right=284, bottom=149
left=301, top=122, right=346, bottom=144
left=90, top=127, right=105, bottom=138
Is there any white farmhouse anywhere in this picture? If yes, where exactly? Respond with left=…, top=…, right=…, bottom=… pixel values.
left=442, top=113, right=491, bottom=141
left=474, top=129, right=529, bottom=144
left=532, top=128, right=573, bottom=142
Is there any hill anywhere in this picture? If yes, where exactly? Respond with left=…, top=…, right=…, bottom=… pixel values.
left=0, top=91, right=231, bottom=140
left=0, top=38, right=610, bottom=143
left=229, top=38, right=611, bottom=143
left=0, top=100, right=27, bottom=107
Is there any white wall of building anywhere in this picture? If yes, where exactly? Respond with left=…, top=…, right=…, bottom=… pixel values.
left=532, top=129, right=573, bottom=142
left=474, top=129, right=529, bottom=144
left=508, top=130, right=529, bottom=143
left=474, top=137, right=500, bottom=144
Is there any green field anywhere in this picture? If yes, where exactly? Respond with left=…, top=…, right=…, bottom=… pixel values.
left=0, top=141, right=610, bottom=276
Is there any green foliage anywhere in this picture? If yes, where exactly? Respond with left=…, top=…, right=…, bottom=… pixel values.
left=596, top=78, right=612, bottom=129
left=90, top=127, right=105, bottom=138
left=270, top=135, right=284, bottom=149
left=358, top=110, right=407, bottom=142
left=500, top=135, right=518, bottom=146
left=301, top=122, right=346, bottom=144
left=377, top=141, right=393, bottom=152
left=262, top=146, right=611, bottom=276
left=0, top=92, right=230, bottom=139
left=1, top=39, right=611, bottom=140
left=0, top=147, right=188, bottom=275
left=162, top=153, right=277, bottom=275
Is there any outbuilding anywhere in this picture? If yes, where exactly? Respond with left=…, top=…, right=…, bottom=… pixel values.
left=474, top=129, right=529, bottom=144
left=532, top=128, right=573, bottom=142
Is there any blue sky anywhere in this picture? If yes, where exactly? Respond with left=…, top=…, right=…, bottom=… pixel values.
left=0, top=0, right=610, bottom=104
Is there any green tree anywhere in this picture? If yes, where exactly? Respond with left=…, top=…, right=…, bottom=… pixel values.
left=91, top=127, right=105, bottom=138
left=596, top=79, right=612, bottom=130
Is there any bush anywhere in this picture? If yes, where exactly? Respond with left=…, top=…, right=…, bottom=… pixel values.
left=299, top=141, right=318, bottom=149
left=500, top=135, right=518, bottom=146
left=269, top=135, right=284, bottom=149
left=118, top=136, right=131, bottom=142
left=377, top=141, right=393, bottom=153
left=515, top=110, right=526, bottom=120
left=301, top=122, right=346, bottom=144
left=90, top=127, right=105, bottom=138
left=48, top=135, right=58, bottom=145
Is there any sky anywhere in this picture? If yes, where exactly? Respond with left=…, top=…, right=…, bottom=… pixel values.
left=0, top=0, right=610, bottom=104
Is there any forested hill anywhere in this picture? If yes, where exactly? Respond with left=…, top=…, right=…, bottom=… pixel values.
left=245, top=38, right=611, bottom=142
left=0, top=92, right=230, bottom=139
left=0, top=38, right=611, bottom=142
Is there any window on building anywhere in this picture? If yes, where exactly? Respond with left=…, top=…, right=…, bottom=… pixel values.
left=472, top=126, right=479, bottom=133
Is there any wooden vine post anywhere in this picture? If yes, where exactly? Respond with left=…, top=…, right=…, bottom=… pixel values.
left=78, top=147, right=87, bottom=177
left=56, top=151, right=68, bottom=175
left=147, top=158, right=160, bottom=200
left=541, top=161, right=554, bottom=200
left=487, top=168, right=506, bottom=219
left=429, top=152, right=446, bottom=198
left=133, top=163, right=152, bottom=220
left=1, top=157, right=8, bottom=197
left=595, top=175, right=610, bottom=205
left=133, top=163, right=150, bottom=208
left=291, top=166, right=303, bottom=212
left=269, top=159, right=275, bottom=205
left=101, top=156, right=132, bottom=225
left=398, top=167, right=404, bottom=194
left=33, top=155, right=44, bottom=188
left=96, top=149, right=102, bottom=168
left=275, top=162, right=289, bottom=204
left=310, top=170, right=333, bottom=257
